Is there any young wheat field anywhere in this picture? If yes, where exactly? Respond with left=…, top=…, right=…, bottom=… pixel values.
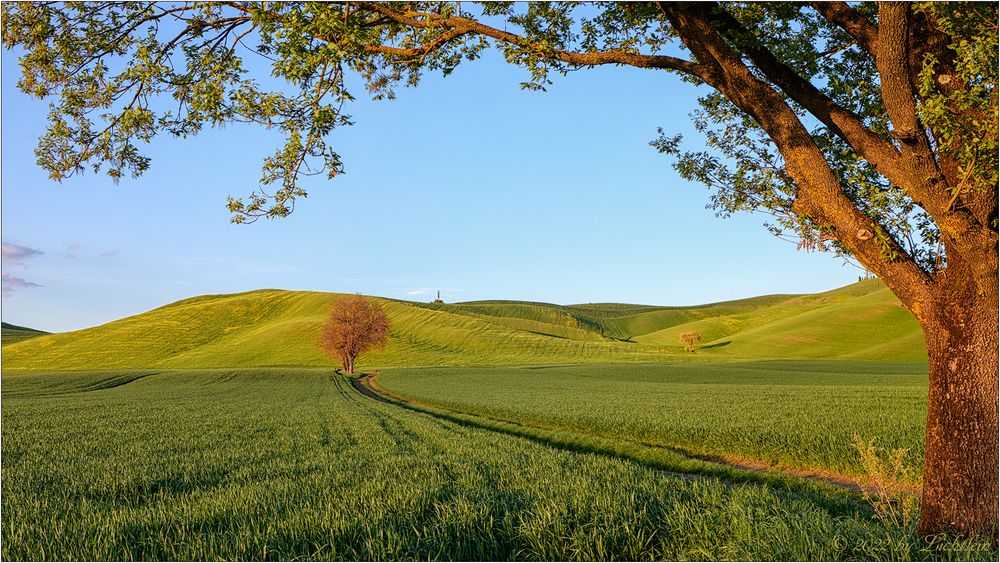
left=376, top=361, right=928, bottom=479
left=1, top=368, right=995, bottom=560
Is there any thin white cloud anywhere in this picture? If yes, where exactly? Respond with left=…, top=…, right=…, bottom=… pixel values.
left=1, top=242, right=43, bottom=265
left=98, top=250, right=119, bottom=258
left=2, top=273, right=42, bottom=298
left=64, top=243, right=84, bottom=259
left=405, top=288, right=435, bottom=296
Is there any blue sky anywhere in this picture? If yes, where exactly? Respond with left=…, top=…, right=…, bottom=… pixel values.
left=1, top=45, right=861, bottom=333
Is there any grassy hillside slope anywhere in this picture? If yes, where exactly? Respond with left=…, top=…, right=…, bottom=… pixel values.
left=431, top=281, right=891, bottom=344
left=633, top=282, right=925, bottom=360
left=2, top=280, right=924, bottom=370
left=1, top=291, right=666, bottom=370
left=1, top=322, right=49, bottom=345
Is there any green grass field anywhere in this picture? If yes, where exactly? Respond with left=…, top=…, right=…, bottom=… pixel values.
left=2, top=368, right=992, bottom=561
left=1, top=280, right=924, bottom=371
left=376, top=361, right=929, bottom=480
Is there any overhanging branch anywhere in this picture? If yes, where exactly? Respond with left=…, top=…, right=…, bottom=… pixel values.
left=359, top=2, right=707, bottom=76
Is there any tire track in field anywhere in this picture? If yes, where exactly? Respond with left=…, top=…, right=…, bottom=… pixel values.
left=339, top=374, right=452, bottom=457
left=350, top=374, right=392, bottom=403
left=351, top=373, right=881, bottom=500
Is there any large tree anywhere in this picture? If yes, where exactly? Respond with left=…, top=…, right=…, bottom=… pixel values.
left=3, top=1, right=997, bottom=538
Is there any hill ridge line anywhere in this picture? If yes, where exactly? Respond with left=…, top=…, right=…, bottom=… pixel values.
left=2, top=280, right=923, bottom=370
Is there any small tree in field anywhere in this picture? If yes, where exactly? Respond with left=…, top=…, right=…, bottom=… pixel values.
left=317, top=295, right=389, bottom=375
left=679, top=331, right=702, bottom=353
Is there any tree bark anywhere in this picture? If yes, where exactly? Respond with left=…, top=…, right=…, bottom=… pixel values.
left=918, top=279, right=999, bottom=538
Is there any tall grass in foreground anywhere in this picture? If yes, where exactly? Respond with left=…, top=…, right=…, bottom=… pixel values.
left=853, top=435, right=921, bottom=530
left=2, top=368, right=994, bottom=560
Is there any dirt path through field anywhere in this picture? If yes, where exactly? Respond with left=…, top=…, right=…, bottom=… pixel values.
left=350, top=374, right=393, bottom=403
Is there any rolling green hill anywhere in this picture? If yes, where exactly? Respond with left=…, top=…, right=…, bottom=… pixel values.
left=1, top=280, right=924, bottom=370
left=1, top=322, right=49, bottom=345
left=631, top=281, right=925, bottom=360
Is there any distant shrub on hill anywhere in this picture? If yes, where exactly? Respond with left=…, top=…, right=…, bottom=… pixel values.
left=679, top=331, right=702, bottom=353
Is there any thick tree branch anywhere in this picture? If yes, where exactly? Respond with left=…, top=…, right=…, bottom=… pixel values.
left=659, top=2, right=935, bottom=312
left=874, top=3, right=998, bottom=281
left=359, top=3, right=707, bottom=76
left=810, top=1, right=878, bottom=54
left=875, top=3, right=921, bottom=140
left=225, top=2, right=706, bottom=75
left=701, top=5, right=904, bottom=180
left=697, top=2, right=996, bottom=282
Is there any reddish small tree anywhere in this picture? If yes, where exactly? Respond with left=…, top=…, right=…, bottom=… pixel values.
left=679, top=331, right=702, bottom=353
left=316, top=295, right=389, bottom=375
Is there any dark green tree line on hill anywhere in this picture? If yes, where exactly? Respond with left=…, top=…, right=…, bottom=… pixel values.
left=3, top=1, right=997, bottom=538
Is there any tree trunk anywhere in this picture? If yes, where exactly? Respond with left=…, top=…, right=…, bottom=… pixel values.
left=918, top=281, right=999, bottom=538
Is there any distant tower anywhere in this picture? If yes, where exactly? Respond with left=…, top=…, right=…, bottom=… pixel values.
left=433, top=290, right=444, bottom=304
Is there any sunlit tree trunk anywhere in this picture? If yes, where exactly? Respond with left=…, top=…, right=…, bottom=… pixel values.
left=918, top=277, right=999, bottom=538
